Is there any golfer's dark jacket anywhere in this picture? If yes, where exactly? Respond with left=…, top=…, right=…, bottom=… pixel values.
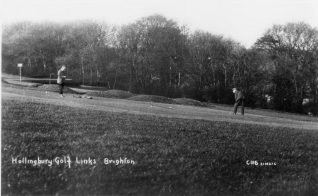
left=235, top=91, right=245, bottom=102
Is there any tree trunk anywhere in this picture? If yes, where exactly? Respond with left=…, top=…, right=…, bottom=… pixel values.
left=96, top=68, right=99, bottom=84
left=223, top=63, right=227, bottom=88
left=314, top=79, right=318, bottom=116
left=293, top=75, right=298, bottom=96
left=199, top=64, right=202, bottom=88
left=212, top=66, right=216, bottom=86
left=113, top=69, right=117, bottom=89
left=232, top=64, right=236, bottom=87
left=28, top=57, right=32, bottom=67
left=90, top=68, right=93, bottom=85
left=81, top=57, right=85, bottom=85
left=315, top=87, right=318, bottom=116
left=129, top=58, right=134, bottom=92
left=224, top=68, right=227, bottom=88
left=169, top=66, right=172, bottom=87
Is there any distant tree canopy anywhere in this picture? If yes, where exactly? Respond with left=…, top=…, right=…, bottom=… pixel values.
left=255, top=22, right=318, bottom=113
left=2, top=16, right=318, bottom=115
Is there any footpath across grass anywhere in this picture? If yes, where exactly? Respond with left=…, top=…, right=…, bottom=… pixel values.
left=2, top=100, right=318, bottom=196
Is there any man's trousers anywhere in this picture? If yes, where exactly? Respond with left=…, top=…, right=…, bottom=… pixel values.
left=234, top=98, right=244, bottom=115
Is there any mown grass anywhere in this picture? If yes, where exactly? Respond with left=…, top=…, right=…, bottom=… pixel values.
left=2, top=100, right=318, bottom=196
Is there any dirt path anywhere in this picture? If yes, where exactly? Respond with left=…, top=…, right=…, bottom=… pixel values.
left=2, top=86, right=318, bottom=130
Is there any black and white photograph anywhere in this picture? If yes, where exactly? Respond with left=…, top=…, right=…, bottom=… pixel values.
left=1, top=0, right=318, bottom=195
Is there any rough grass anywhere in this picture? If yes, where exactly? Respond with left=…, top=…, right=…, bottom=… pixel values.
left=86, top=90, right=135, bottom=99
left=174, top=98, right=207, bottom=107
left=79, top=85, right=109, bottom=91
left=129, top=95, right=176, bottom=104
left=2, top=100, right=318, bottom=196
left=2, top=79, right=42, bottom=87
left=37, top=84, right=78, bottom=94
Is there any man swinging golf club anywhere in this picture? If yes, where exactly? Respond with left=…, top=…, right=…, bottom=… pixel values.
left=57, top=65, right=66, bottom=98
left=232, top=87, right=245, bottom=115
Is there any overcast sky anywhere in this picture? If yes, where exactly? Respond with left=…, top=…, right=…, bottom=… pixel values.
left=1, top=0, right=317, bottom=47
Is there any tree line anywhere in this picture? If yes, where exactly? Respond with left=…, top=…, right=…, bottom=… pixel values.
left=2, top=15, right=318, bottom=115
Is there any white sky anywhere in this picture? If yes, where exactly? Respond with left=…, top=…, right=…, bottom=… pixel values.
left=1, top=0, right=318, bottom=47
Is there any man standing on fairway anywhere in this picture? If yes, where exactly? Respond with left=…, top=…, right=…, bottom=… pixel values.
left=57, top=65, right=66, bottom=98
left=232, top=88, right=245, bottom=115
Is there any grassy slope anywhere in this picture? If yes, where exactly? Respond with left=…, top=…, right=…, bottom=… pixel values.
left=2, top=100, right=318, bottom=196
left=2, top=79, right=318, bottom=123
